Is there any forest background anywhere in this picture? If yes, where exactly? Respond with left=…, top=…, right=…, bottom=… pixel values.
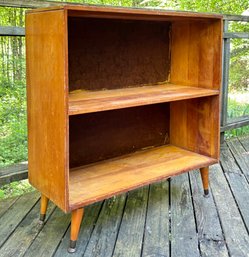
left=0, top=0, right=248, bottom=170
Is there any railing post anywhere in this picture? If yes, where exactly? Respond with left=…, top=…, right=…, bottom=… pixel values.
left=221, top=19, right=230, bottom=143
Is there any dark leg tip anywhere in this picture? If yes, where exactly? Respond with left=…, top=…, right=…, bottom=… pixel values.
left=39, top=214, right=46, bottom=224
left=68, top=240, right=77, bottom=253
left=204, top=189, right=209, bottom=198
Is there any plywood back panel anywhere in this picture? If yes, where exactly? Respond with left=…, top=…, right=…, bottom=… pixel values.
left=69, top=104, right=170, bottom=168
left=68, top=17, right=170, bottom=91
left=26, top=10, right=69, bottom=211
left=170, top=20, right=222, bottom=89
left=170, top=96, right=220, bottom=159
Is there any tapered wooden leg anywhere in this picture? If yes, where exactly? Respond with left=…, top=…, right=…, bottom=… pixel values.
left=68, top=208, right=84, bottom=253
left=200, top=166, right=209, bottom=198
left=39, top=194, right=49, bottom=224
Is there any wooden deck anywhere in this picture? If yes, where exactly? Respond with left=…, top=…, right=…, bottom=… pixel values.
left=0, top=136, right=249, bottom=257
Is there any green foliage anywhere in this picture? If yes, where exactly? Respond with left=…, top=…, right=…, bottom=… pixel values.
left=0, top=180, right=34, bottom=199
left=225, top=97, right=249, bottom=138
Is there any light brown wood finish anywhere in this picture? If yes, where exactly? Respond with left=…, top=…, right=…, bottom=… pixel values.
left=26, top=10, right=69, bottom=211
left=26, top=7, right=222, bottom=253
left=71, top=208, right=84, bottom=241
left=200, top=167, right=209, bottom=192
left=69, top=84, right=219, bottom=115
left=170, top=96, right=220, bottom=159
left=40, top=194, right=49, bottom=222
left=27, top=5, right=222, bottom=21
left=170, top=21, right=222, bottom=89
left=69, top=145, right=217, bottom=210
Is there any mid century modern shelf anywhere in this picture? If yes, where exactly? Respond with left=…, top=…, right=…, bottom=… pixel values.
left=26, top=5, right=222, bottom=253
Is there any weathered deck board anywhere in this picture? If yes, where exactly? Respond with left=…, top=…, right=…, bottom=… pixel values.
left=0, top=136, right=249, bottom=257
left=220, top=141, right=249, bottom=231
left=210, top=163, right=249, bottom=257
left=0, top=196, right=19, bottom=218
left=189, top=170, right=229, bottom=257
left=54, top=202, right=102, bottom=257
left=0, top=191, right=39, bottom=248
left=23, top=208, right=71, bottom=257
left=83, top=194, right=126, bottom=257
left=0, top=201, right=55, bottom=257
left=142, top=181, right=169, bottom=257
left=171, top=173, right=199, bottom=257
left=112, top=186, right=149, bottom=257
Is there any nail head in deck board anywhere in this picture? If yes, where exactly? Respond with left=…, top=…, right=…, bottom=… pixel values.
left=142, top=181, right=169, bottom=257
left=83, top=194, right=126, bottom=257
left=0, top=196, right=19, bottom=218
left=0, top=200, right=55, bottom=257
left=210, top=164, right=249, bottom=257
left=54, top=202, right=102, bottom=257
left=23, top=208, right=71, bottom=257
left=170, top=173, right=199, bottom=257
left=112, top=187, right=149, bottom=257
left=189, top=170, right=229, bottom=257
left=0, top=191, right=39, bottom=248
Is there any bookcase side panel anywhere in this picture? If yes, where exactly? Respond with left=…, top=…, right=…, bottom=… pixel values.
left=26, top=10, right=69, bottom=211
left=170, top=96, right=220, bottom=159
left=170, top=19, right=222, bottom=89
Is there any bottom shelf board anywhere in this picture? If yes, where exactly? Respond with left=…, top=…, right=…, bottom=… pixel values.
left=69, top=145, right=216, bottom=209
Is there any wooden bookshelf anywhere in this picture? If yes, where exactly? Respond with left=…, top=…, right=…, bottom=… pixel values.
left=69, top=84, right=219, bottom=115
left=69, top=145, right=216, bottom=209
left=26, top=5, right=222, bottom=252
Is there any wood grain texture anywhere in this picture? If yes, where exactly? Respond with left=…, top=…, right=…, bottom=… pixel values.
left=171, top=173, right=199, bottom=257
left=226, top=138, right=249, bottom=179
left=71, top=208, right=84, bottom=241
left=26, top=10, right=69, bottom=211
left=69, top=145, right=216, bottom=210
left=170, top=20, right=222, bottom=90
left=69, top=104, right=169, bottom=168
left=112, top=187, right=148, bottom=257
left=170, top=96, right=220, bottom=159
left=210, top=164, right=249, bottom=257
left=83, top=194, right=126, bottom=257
left=69, top=84, right=219, bottom=115
left=220, top=141, right=249, bottom=232
left=239, top=136, right=249, bottom=151
left=0, top=192, right=39, bottom=248
left=27, top=5, right=223, bottom=21
left=0, top=196, right=19, bottom=218
left=142, top=181, right=169, bottom=257
left=189, top=170, right=229, bottom=257
left=54, top=202, right=102, bottom=257
left=0, top=162, right=28, bottom=186
left=200, top=166, right=209, bottom=191
left=0, top=199, right=55, bottom=257
left=24, top=208, right=71, bottom=257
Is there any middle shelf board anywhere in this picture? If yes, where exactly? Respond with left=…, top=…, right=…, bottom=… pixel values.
left=69, top=145, right=217, bottom=210
left=68, top=83, right=219, bottom=115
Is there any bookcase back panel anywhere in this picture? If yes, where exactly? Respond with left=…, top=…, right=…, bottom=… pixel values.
left=68, top=17, right=170, bottom=91
left=69, top=103, right=170, bottom=168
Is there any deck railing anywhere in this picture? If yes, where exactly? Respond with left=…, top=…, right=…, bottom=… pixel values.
left=221, top=14, right=249, bottom=140
left=0, top=0, right=249, bottom=184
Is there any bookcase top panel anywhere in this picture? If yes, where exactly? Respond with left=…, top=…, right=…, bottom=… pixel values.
left=27, top=5, right=223, bottom=21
